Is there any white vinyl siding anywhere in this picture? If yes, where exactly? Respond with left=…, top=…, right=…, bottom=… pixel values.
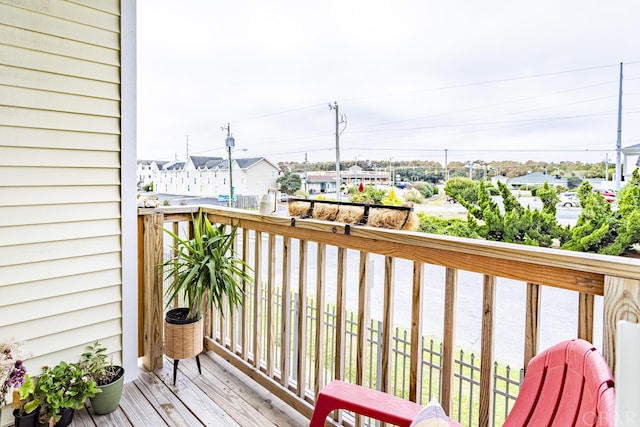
left=0, top=2, right=125, bottom=423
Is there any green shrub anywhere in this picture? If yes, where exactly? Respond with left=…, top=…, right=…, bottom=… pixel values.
left=486, top=185, right=500, bottom=196
left=417, top=213, right=478, bottom=238
left=413, top=182, right=437, bottom=198
left=444, top=177, right=479, bottom=204
left=404, top=189, right=424, bottom=204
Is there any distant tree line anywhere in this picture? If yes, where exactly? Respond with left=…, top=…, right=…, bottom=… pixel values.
left=279, top=159, right=616, bottom=182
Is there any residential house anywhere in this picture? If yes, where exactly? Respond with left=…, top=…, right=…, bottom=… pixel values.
left=152, top=156, right=280, bottom=198
left=506, top=171, right=566, bottom=189
left=305, top=166, right=390, bottom=194
left=0, top=1, right=137, bottom=424
left=623, top=143, right=640, bottom=181
left=136, top=159, right=170, bottom=189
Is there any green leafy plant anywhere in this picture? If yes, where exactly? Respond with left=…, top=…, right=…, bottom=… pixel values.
left=79, top=341, right=124, bottom=387
left=36, top=361, right=99, bottom=423
left=162, top=212, right=254, bottom=320
left=11, top=374, right=40, bottom=416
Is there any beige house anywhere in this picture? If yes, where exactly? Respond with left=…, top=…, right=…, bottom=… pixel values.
left=0, top=1, right=137, bottom=424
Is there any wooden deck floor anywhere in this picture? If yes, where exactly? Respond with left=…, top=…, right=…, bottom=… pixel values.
left=72, top=351, right=310, bottom=427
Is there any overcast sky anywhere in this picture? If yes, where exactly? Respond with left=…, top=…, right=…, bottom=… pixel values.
left=137, top=1, right=640, bottom=167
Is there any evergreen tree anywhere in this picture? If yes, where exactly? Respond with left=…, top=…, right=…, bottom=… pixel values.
left=277, top=171, right=301, bottom=194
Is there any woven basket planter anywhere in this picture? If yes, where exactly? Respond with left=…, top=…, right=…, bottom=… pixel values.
left=164, top=308, right=203, bottom=360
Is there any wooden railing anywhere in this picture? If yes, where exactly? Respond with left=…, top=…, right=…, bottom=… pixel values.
left=139, top=205, right=640, bottom=426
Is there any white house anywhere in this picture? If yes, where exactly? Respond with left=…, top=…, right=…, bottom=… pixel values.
left=623, top=143, right=640, bottom=181
left=151, top=155, right=280, bottom=198
left=136, top=159, right=170, bottom=188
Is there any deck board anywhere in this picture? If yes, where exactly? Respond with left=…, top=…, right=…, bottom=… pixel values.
left=69, top=351, right=307, bottom=427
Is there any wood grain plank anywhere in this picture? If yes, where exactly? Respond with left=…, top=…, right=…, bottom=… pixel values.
left=409, top=261, right=424, bottom=403
left=524, top=282, right=541, bottom=369
left=84, top=399, right=133, bottom=426
left=72, top=407, right=100, bottom=426
left=143, top=213, right=164, bottom=371
left=254, top=230, right=263, bottom=370
left=380, top=256, right=395, bottom=394
left=118, top=378, right=169, bottom=426
left=603, top=275, right=640, bottom=373
left=143, top=359, right=224, bottom=426
left=334, top=247, right=347, bottom=383
left=479, top=275, right=496, bottom=427
left=197, top=349, right=310, bottom=426
left=356, top=251, right=371, bottom=387
left=266, top=234, right=277, bottom=377
left=441, top=267, right=458, bottom=414
left=241, top=229, right=250, bottom=361
left=296, top=239, right=308, bottom=398
left=314, top=243, right=327, bottom=398
left=578, top=291, right=594, bottom=343
left=203, top=207, right=638, bottom=289
left=280, top=236, right=292, bottom=389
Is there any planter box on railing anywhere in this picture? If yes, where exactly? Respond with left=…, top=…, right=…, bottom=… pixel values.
left=287, top=198, right=418, bottom=230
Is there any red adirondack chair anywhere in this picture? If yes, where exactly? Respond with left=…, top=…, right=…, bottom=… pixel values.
left=503, top=339, right=615, bottom=426
left=309, top=339, right=615, bottom=427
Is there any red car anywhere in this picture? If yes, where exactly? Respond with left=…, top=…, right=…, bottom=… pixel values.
left=595, top=189, right=615, bottom=203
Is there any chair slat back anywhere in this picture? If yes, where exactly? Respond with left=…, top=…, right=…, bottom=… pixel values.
left=503, top=339, right=615, bottom=427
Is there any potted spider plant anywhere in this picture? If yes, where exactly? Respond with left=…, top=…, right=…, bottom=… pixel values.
left=161, top=212, right=253, bottom=383
left=79, top=341, right=125, bottom=415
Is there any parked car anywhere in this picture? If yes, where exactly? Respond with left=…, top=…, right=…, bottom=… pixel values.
left=278, top=193, right=290, bottom=202
left=595, top=189, right=615, bottom=203
left=558, top=192, right=580, bottom=207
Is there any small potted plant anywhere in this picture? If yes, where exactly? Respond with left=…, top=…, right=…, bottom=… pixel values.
left=11, top=374, right=41, bottom=427
left=36, top=361, right=100, bottom=427
left=79, top=341, right=125, bottom=415
left=161, top=212, right=253, bottom=384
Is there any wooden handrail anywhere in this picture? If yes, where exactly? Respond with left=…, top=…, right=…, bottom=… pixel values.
left=138, top=205, right=640, bottom=426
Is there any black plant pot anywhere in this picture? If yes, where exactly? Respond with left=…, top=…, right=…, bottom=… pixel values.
left=165, top=307, right=199, bottom=324
left=54, top=407, right=75, bottom=427
left=13, top=406, right=40, bottom=427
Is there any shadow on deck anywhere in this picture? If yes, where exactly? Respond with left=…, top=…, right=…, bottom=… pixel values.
left=74, top=352, right=308, bottom=426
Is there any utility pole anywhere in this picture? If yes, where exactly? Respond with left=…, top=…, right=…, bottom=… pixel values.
left=605, top=152, right=609, bottom=182
left=329, top=102, right=346, bottom=201
left=222, top=123, right=235, bottom=207
left=186, top=134, right=189, bottom=160
left=304, top=152, right=308, bottom=193
left=444, top=149, right=449, bottom=182
left=615, top=62, right=623, bottom=191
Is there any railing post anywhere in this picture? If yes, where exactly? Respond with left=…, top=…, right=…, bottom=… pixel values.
left=523, top=283, right=540, bottom=369
left=409, top=261, right=424, bottom=403
left=604, top=275, right=640, bottom=374
left=142, top=212, right=164, bottom=371
left=479, top=275, right=496, bottom=427
left=441, top=267, right=458, bottom=414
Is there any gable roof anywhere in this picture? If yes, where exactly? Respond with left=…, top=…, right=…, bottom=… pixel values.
left=190, top=156, right=223, bottom=169
left=507, top=171, right=564, bottom=185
